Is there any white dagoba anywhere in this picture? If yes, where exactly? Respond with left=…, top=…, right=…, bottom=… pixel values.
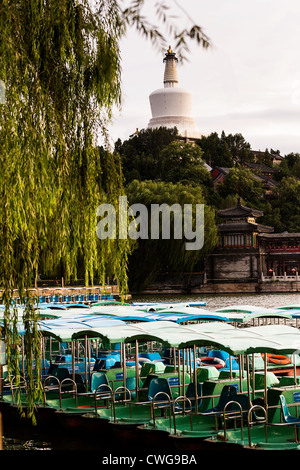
left=147, top=46, right=202, bottom=140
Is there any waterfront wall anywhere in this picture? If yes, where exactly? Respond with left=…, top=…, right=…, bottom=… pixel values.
left=139, top=278, right=300, bottom=295
left=204, top=250, right=260, bottom=281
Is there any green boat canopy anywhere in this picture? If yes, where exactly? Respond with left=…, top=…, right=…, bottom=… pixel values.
left=39, top=320, right=300, bottom=357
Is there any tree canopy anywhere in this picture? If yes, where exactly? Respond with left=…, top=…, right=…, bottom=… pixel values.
left=0, top=0, right=211, bottom=421
left=126, top=179, right=218, bottom=290
left=217, top=166, right=265, bottom=204
left=161, top=141, right=212, bottom=187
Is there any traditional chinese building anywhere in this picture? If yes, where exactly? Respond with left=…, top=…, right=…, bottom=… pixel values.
left=210, top=166, right=230, bottom=191
left=205, top=198, right=300, bottom=284
left=141, top=198, right=300, bottom=294
left=211, top=163, right=278, bottom=196
left=204, top=198, right=274, bottom=282
left=258, top=232, right=300, bottom=277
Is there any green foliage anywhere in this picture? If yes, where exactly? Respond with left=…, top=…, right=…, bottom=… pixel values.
left=217, top=166, right=265, bottom=205
left=274, top=153, right=300, bottom=182
left=0, top=0, right=212, bottom=420
left=126, top=180, right=218, bottom=290
left=196, top=132, right=233, bottom=167
left=273, top=177, right=300, bottom=232
left=196, top=131, right=251, bottom=167
left=116, top=127, right=179, bottom=182
left=161, top=141, right=212, bottom=187
left=260, top=203, right=284, bottom=233
left=120, top=0, right=210, bottom=62
left=0, top=0, right=127, bottom=420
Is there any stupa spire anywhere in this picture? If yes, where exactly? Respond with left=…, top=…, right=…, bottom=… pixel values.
left=147, top=46, right=203, bottom=140
left=163, top=45, right=178, bottom=88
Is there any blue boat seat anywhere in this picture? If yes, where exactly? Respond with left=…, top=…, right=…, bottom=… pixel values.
left=186, top=382, right=202, bottom=410
left=139, top=352, right=162, bottom=362
left=229, top=393, right=251, bottom=419
left=140, top=373, right=159, bottom=394
left=91, top=371, right=110, bottom=393
left=148, top=377, right=172, bottom=407
left=114, top=376, right=137, bottom=401
left=125, top=376, right=137, bottom=400
left=201, top=384, right=238, bottom=416
left=45, top=367, right=74, bottom=392
left=173, top=382, right=203, bottom=412
left=279, top=395, right=300, bottom=426
left=74, top=373, right=85, bottom=393
left=49, top=367, right=70, bottom=382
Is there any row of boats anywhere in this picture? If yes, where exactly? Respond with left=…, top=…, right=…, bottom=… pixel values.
left=2, top=299, right=300, bottom=451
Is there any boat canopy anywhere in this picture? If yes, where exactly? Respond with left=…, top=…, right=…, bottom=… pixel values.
left=37, top=319, right=300, bottom=357
left=2, top=301, right=300, bottom=357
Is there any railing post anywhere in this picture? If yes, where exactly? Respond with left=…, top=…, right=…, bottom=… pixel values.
left=172, top=396, right=192, bottom=435
left=151, top=392, right=172, bottom=430
left=112, top=386, right=132, bottom=422
left=247, top=405, right=268, bottom=447
left=94, top=383, right=113, bottom=416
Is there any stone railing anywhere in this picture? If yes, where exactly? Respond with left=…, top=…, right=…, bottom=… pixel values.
left=261, top=272, right=300, bottom=282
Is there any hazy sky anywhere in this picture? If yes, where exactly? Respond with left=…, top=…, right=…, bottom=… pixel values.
left=106, top=0, right=300, bottom=156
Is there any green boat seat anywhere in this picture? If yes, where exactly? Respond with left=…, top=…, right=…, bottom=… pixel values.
left=140, top=361, right=165, bottom=378
left=152, top=362, right=165, bottom=373
left=254, top=372, right=279, bottom=389
left=218, top=370, right=240, bottom=379
left=249, top=353, right=265, bottom=370
left=140, top=362, right=155, bottom=377
left=197, top=366, right=219, bottom=382
left=278, top=376, right=300, bottom=387
left=164, top=365, right=176, bottom=373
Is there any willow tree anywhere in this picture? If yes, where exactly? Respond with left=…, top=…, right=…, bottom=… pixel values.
left=0, top=0, right=210, bottom=420
left=126, top=180, right=218, bottom=290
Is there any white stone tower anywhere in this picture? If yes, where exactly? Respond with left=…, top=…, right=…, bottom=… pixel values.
left=147, top=46, right=202, bottom=140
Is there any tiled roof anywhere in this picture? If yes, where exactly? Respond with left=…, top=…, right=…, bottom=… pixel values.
left=218, top=222, right=274, bottom=233
left=216, top=198, right=263, bottom=218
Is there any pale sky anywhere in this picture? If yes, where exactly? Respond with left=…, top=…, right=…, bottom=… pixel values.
left=106, top=0, right=300, bottom=156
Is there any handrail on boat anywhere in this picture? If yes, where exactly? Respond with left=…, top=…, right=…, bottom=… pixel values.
left=220, top=402, right=267, bottom=446
left=60, top=378, right=78, bottom=408
left=43, top=375, right=60, bottom=405
left=94, top=383, right=113, bottom=416
left=112, top=386, right=132, bottom=422
left=151, top=392, right=172, bottom=429
left=172, top=396, right=192, bottom=435
left=3, top=374, right=27, bottom=405
left=247, top=405, right=268, bottom=448
left=42, top=375, right=78, bottom=410
left=222, top=400, right=245, bottom=442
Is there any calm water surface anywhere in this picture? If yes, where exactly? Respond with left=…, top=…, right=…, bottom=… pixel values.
left=3, top=291, right=300, bottom=451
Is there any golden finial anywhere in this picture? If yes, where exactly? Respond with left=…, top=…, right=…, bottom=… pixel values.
left=168, top=45, right=173, bottom=53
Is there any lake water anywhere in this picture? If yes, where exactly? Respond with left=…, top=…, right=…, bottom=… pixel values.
left=131, top=291, right=300, bottom=310
left=2, top=291, right=300, bottom=451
